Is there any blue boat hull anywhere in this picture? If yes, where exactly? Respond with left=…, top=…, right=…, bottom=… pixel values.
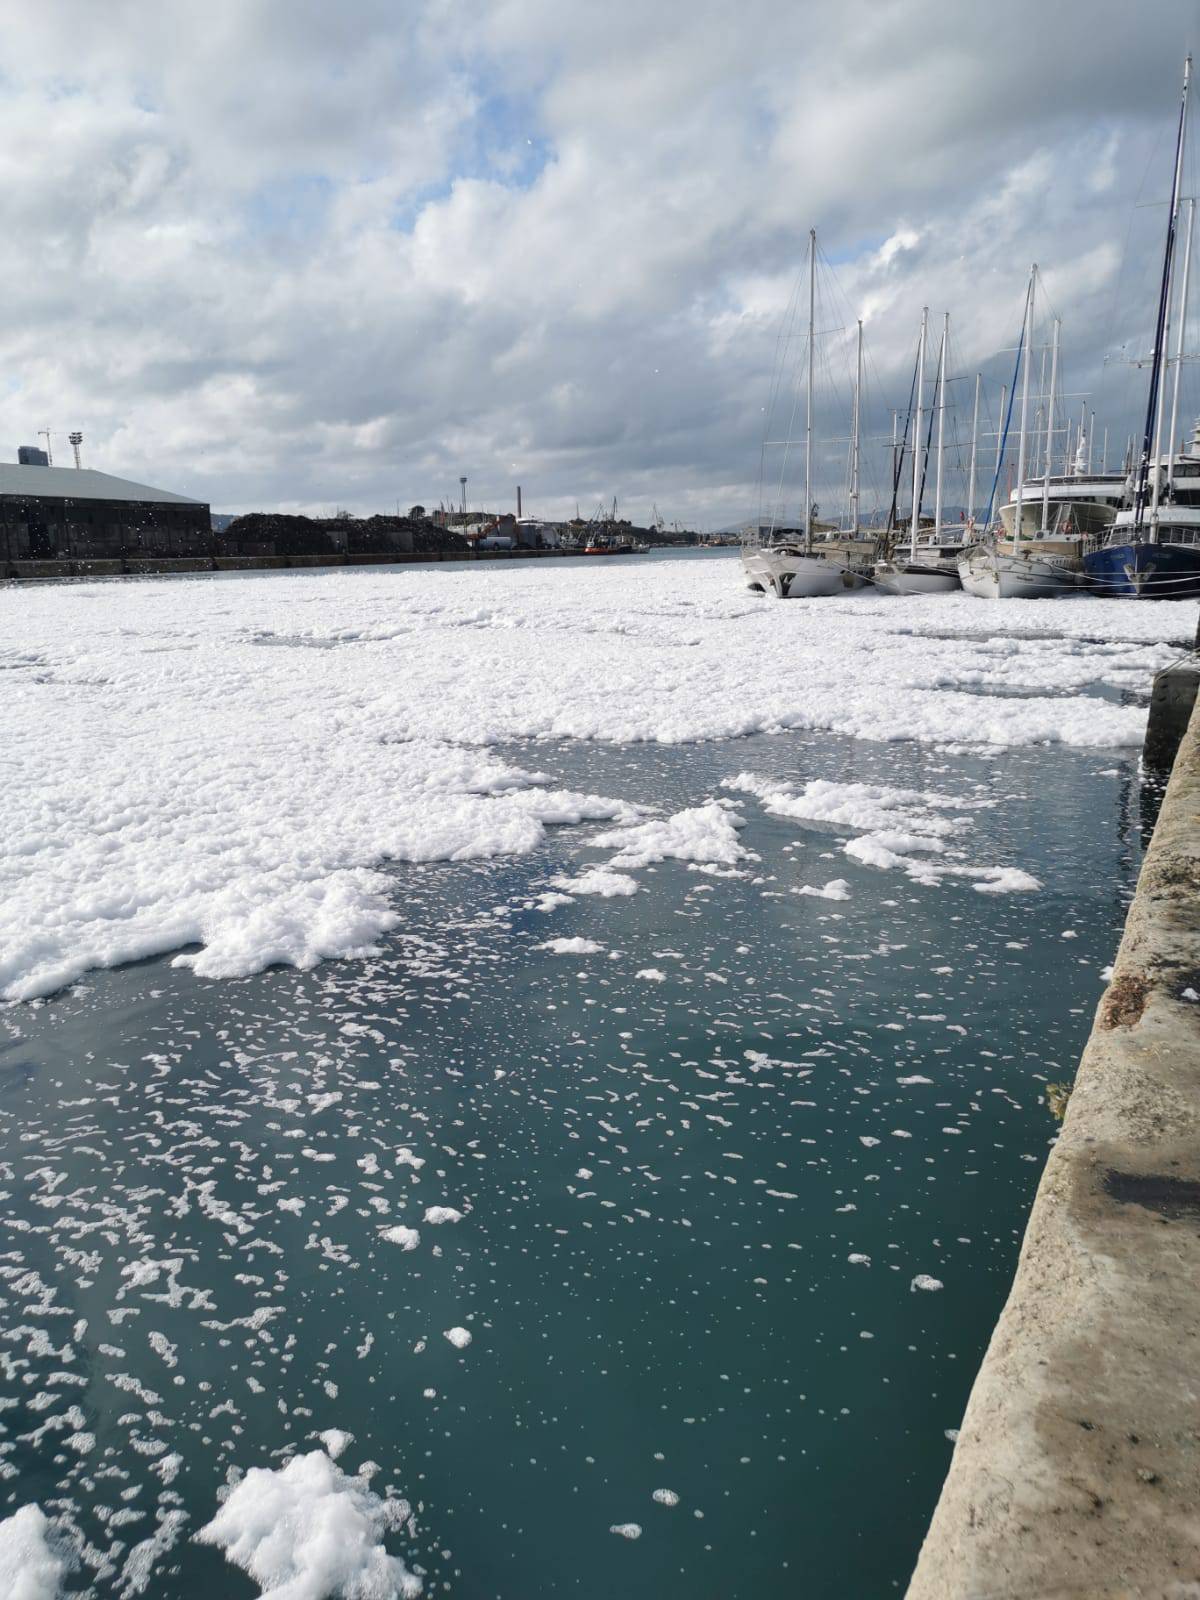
left=1082, top=541, right=1200, bottom=599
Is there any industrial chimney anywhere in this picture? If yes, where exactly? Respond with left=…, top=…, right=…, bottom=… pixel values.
left=517, top=485, right=522, bottom=517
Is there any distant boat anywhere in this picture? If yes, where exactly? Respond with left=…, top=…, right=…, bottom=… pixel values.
left=1083, top=54, right=1200, bottom=598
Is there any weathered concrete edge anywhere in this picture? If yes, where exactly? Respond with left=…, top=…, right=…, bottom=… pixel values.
left=905, top=698, right=1200, bottom=1600
left=1143, top=657, right=1200, bottom=772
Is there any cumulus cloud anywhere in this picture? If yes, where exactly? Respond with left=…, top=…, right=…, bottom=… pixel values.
left=0, top=0, right=1189, bottom=525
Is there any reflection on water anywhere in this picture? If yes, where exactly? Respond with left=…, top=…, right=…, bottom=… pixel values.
left=0, top=727, right=1148, bottom=1598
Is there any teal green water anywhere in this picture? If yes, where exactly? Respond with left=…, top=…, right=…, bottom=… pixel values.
left=0, top=727, right=1154, bottom=1597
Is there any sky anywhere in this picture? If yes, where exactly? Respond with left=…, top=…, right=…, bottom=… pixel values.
left=2, top=0, right=1199, bottom=528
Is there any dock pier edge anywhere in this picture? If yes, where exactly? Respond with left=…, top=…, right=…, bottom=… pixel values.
left=905, top=693, right=1200, bottom=1598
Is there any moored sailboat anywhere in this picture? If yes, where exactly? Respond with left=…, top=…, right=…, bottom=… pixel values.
left=1083, top=54, right=1200, bottom=599
left=875, top=309, right=961, bottom=594
left=741, top=228, right=849, bottom=598
left=959, top=268, right=1077, bottom=599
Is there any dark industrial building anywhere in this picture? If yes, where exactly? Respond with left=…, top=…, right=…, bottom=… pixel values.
left=0, top=460, right=212, bottom=561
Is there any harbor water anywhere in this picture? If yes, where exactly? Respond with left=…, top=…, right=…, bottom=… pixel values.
left=0, top=649, right=1157, bottom=1596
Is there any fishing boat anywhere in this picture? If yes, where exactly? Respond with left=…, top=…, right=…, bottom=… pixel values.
left=875, top=309, right=961, bottom=594
left=1083, top=55, right=1200, bottom=599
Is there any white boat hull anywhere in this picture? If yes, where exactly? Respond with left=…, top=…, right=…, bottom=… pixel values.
left=957, top=550, right=1076, bottom=600
left=872, top=560, right=960, bottom=595
left=741, top=549, right=844, bottom=598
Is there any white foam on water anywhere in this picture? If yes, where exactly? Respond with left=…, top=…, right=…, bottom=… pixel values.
left=196, top=1446, right=421, bottom=1599
left=379, top=1227, right=420, bottom=1251
left=550, top=867, right=640, bottom=898
left=3, top=562, right=1177, bottom=997
left=0, top=1505, right=64, bottom=1600
left=590, top=801, right=749, bottom=870
left=535, top=937, right=606, bottom=956
left=793, top=878, right=851, bottom=900
left=317, top=1431, right=354, bottom=1461
left=725, top=774, right=1040, bottom=895
left=443, top=1327, right=472, bottom=1349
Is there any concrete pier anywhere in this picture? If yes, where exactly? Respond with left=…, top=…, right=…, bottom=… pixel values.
left=906, top=697, right=1200, bottom=1599
left=1143, top=657, right=1200, bottom=771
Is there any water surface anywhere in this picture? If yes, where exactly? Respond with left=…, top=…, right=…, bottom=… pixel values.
left=0, top=720, right=1152, bottom=1597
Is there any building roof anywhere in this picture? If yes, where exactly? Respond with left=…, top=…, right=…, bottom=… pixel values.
left=0, top=463, right=205, bottom=505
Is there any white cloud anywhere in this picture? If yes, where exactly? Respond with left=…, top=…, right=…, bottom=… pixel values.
left=0, top=1, right=1187, bottom=525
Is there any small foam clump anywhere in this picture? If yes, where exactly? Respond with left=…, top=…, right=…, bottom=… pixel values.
left=535, top=937, right=605, bottom=956
left=794, top=878, right=851, bottom=900
left=380, top=1226, right=420, bottom=1251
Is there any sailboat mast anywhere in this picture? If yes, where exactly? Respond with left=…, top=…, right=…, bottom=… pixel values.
left=966, top=373, right=981, bottom=527
left=1040, top=317, right=1060, bottom=532
left=1149, top=258, right=1176, bottom=536
left=1135, top=53, right=1191, bottom=535
left=805, top=228, right=815, bottom=556
left=1013, top=266, right=1036, bottom=550
left=1166, top=195, right=1195, bottom=502
left=909, top=307, right=928, bottom=562
left=934, top=314, right=948, bottom=539
left=850, top=318, right=862, bottom=537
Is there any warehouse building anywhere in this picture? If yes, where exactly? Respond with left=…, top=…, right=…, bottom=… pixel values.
left=0, top=459, right=212, bottom=561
